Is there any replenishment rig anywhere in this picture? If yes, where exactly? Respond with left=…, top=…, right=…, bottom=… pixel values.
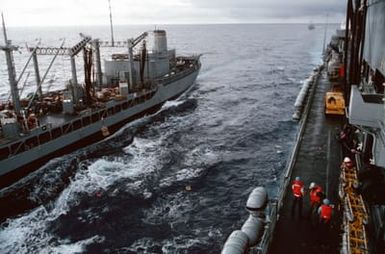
left=0, top=15, right=201, bottom=188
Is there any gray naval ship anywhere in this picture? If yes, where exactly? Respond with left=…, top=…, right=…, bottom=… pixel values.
left=0, top=19, right=201, bottom=188
left=221, top=0, right=385, bottom=253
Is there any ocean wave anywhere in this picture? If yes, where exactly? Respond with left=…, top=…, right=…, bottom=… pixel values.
left=0, top=203, right=104, bottom=254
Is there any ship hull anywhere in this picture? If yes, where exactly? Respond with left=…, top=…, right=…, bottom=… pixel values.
left=0, top=68, right=199, bottom=188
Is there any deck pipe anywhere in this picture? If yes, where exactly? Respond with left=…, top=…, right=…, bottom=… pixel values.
left=93, top=39, right=103, bottom=89
left=292, top=70, right=319, bottom=120
left=221, top=187, right=268, bottom=254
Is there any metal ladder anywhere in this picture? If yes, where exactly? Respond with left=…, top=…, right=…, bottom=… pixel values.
left=340, top=165, right=368, bottom=254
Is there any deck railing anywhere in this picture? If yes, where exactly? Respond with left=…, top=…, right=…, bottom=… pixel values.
left=1, top=89, right=158, bottom=159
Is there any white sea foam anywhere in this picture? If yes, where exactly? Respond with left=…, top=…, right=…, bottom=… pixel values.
left=0, top=203, right=104, bottom=254
left=159, top=167, right=205, bottom=189
left=122, top=237, right=158, bottom=253
left=48, top=236, right=105, bottom=254
left=162, top=99, right=185, bottom=109
left=141, top=192, right=192, bottom=226
left=157, top=145, right=218, bottom=189
left=161, top=236, right=202, bottom=254
left=125, top=235, right=205, bottom=254
left=0, top=136, right=163, bottom=253
left=184, top=145, right=218, bottom=166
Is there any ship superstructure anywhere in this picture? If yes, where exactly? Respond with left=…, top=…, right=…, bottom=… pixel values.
left=0, top=20, right=201, bottom=188
left=344, top=0, right=385, bottom=252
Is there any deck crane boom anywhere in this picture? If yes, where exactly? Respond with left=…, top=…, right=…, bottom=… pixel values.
left=27, top=35, right=92, bottom=105
left=127, top=32, right=148, bottom=90
left=28, top=36, right=91, bottom=76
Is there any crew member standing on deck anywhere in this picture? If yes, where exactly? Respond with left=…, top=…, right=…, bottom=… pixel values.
left=291, top=176, right=304, bottom=218
left=308, top=182, right=324, bottom=218
left=318, top=199, right=334, bottom=226
left=341, top=157, right=354, bottom=169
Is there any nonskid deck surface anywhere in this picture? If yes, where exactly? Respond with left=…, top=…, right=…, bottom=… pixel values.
left=270, top=72, right=343, bottom=254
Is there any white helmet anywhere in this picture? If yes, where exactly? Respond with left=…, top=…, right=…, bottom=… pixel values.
left=309, top=182, right=316, bottom=189
left=344, top=157, right=351, bottom=163
left=323, top=199, right=330, bottom=205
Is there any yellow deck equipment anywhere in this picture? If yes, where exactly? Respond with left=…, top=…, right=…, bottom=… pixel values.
left=325, top=91, right=345, bottom=115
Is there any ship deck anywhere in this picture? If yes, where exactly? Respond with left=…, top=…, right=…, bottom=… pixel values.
left=40, top=112, right=78, bottom=127
left=270, top=71, right=343, bottom=253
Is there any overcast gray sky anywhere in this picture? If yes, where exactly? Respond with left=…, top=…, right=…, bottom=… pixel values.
left=1, top=0, right=346, bottom=26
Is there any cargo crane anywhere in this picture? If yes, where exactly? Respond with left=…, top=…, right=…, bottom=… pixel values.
left=27, top=35, right=92, bottom=106
left=127, top=32, right=148, bottom=90
left=99, top=40, right=129, bottom=47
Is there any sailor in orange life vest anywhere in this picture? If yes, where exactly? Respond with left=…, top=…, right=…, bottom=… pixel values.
left=318, top=199, right=334, bottom=225
left=291, top=176, right=305, bottom=218
left=341, top=156, right=354, bottom=169
left=308, top=182, right=324, bottom=217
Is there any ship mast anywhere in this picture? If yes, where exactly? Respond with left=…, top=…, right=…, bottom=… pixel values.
left=108, top=0, right=115, bottom=47
left=0, top=13, right=21, bottom=116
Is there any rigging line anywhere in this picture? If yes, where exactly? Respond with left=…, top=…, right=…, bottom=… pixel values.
left=18, top=71, right=31, bottom=97
left=27, top=39, right=66, bottom=109
left=6, top=41, right=41, bottom=102
left=16, top=41, right=41, bottom=86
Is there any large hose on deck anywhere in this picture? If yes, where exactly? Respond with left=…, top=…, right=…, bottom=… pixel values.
left=292, top=68, right=321, bottom=120
left=241, top=215, right=264, bottom=246
left=221, top=187, right=268, bottom=254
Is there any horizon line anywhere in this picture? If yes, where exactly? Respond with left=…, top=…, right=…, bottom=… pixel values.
left=7, top=22, right=339, bottom=28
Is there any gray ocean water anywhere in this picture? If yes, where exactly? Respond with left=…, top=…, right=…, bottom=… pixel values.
left=0, top=24, right=336, bottom=253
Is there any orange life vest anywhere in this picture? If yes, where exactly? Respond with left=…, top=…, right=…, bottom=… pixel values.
left=310, top=187, right=322, bottom=204
left=292, top=180, right=304, bottom=198
left=320, top=204, right=333, bottom=221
